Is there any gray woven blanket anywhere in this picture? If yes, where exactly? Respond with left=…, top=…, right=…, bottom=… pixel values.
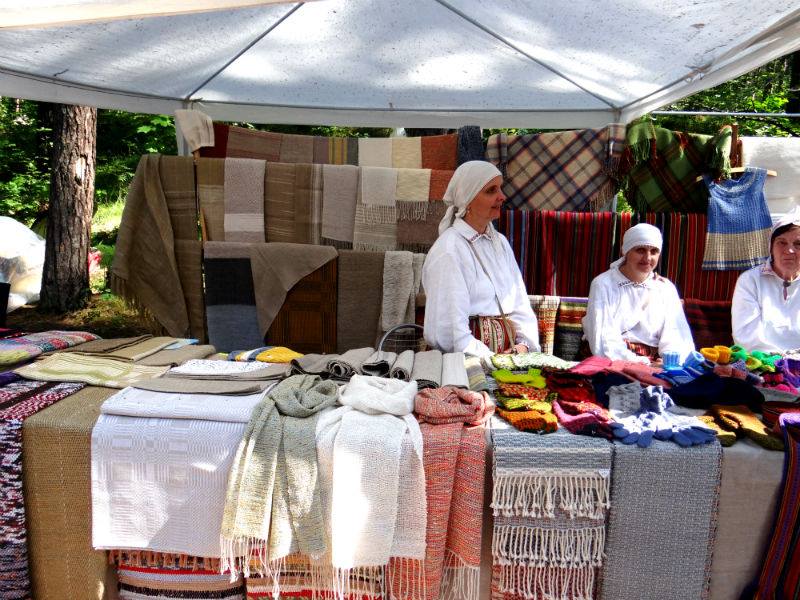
left=327, top=347, right=374, bottom=380
left=599, top=439, right=722, bottom=600
left=410, top=349, right=442, bottom=389
left=360, top=350, right=397, bottom=377
left=491, top=423, right=613, bottom=600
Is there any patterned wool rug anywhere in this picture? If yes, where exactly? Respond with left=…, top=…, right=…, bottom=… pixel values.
left=599, top=439, right=722, bottom=600
left=491, top=423, right=612, bottom=600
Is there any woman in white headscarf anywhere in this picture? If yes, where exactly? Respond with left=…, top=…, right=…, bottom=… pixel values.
left=582, top=223, right=694, bottom=363
left=421, top=161, right=540, bottom=359
left=732, top=206, right=800, bottom=353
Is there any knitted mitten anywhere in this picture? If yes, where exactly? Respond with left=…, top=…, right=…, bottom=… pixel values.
left=492, top=368, right=540, bottom=385
left=497, top=407, right=558, bottom=433
left=714, top=345, right=732, bottom=364
left=745, top=356, right=764, bottom=372
left=697, top=414, right=737, bottom=446
left=710, top=404, right=784, bottom=451
left=752, top=351, right=781, bottom=370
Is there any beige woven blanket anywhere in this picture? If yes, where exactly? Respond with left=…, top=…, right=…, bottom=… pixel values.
left=16, top=354, right=169, bottom=388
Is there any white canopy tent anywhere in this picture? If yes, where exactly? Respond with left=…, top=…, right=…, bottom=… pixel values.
left=0, top=0, right=799, bottom=128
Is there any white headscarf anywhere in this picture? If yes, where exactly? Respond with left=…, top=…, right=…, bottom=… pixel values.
left=771, top=205, right=800, bottom=239
left=438, top=161, right=503, bottom=235
left=611, top=223, right=663, bottom=268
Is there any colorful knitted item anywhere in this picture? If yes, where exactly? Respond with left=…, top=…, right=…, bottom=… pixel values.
left=697, top=414, right=737, bottom=446
left=491, top=368, right=546, bottom=387
left=0, top=330, right=99, bottom=366
left=730, top=345, right=749, bottom=363
left=490, top=354, right=516, bottom=370
left=496, top=406, right=558, bottom=433
left=553, top=398, right=614, bottom=439
left=761, top=401, right=800, bottom=436
left=497, top=383, right=550, bottom=401
left=755, top=413, right=800, bottom=599
left=511, top=352, right=577, bottom=371
left=714, top=345, right=732, bottom=364
left=710, top=404, right=784, bottom=451
left=228, top=346, right=304, bottom=363
left=495, top=395, right=553, bottom=412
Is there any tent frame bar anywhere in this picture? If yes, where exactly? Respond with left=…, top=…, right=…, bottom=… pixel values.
left=651, top=111, right=800, bottom=118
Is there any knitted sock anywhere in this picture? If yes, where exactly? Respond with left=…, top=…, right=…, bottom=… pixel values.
left=497, top=406, right=558, bottom=433
left=697, top=414, right=737, bottom=446
left=711, top=404, right=784, bottom=451
left=713, top=345, right=732, bottom=364
left=491, top=354, right=516, bottom=370
left=752, top=351, right=781, bottom=370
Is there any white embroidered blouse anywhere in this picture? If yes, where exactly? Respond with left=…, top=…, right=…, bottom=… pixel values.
left=421, top=218, right=540, bottom=358
left=582, top=264, right=695, bottom=362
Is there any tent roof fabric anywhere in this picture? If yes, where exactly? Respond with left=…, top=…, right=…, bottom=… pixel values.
left=1, top=0, right=799, bottom=127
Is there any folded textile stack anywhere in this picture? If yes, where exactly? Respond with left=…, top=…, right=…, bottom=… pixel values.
left=0, top=330, right=99, bottom=366
left=492, top=371, right=557, bottom=433
left=490, top=426, right=612, bottom=600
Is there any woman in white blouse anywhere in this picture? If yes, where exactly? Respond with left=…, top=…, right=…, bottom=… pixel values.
left=582, top=223, right=694, bottom=363
left=422, top=161, right=540, bottom=359
left=732, top=207, right=800, bottom=353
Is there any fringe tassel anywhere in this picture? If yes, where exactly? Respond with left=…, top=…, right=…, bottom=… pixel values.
left=440, top=550, right=480, bottom=600
left=320, top=237, right=354, bottom=250
left=220, top=534, right=270, bottom=580
left=108, top=549, right=221, bottom=572
left=396, top=200, right=430, bottom=222
left=308, top=560, right=384, bottom=600
left=109, top=274, right=171, bottom=336
left=498, top=563, right=596, bottom=600
left=360, top=204, right=397, bottom=225
left=385, top=557, right=426, bottom=600
left=586, top=180, right=618, bottom=212
left=492, top=471, right=610, bottom=519
left=492, top=524, right=606, bottom=568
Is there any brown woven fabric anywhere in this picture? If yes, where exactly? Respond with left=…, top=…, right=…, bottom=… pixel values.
left=265, top=162, right=296, bottom=243
left=429, top=170, right=454, bottom=200
left=137, top=344, right=216, bottom=366
left=174, top=239, right=206, bottom=341
left=197, top=158, right=225, bottom=241
left=250, top=243, right=338, bottom=339
left=336, top=250, right=384, bottom=352
left=159, top=155, right=197, bottom=241
left=22, top=386, right=117, bottom=600
left=226, top=126, right=282, bottom=160
left=111, top=154, right=189, bottom=337
left=53, top=336, right=153, bottom=355
left=313, top=136, right=330, bottom=164
left=397, top=201, right=447, bottom=253
left=279, top=133, right=314, bottom=164
left=66, top=336, right=175, bottom=361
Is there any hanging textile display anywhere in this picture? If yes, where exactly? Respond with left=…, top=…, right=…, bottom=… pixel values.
left=701, top=167, right=772, bottom=270
left=485, top=124, right=625, bottom=211
left=621, top=123, right=735, bottom=213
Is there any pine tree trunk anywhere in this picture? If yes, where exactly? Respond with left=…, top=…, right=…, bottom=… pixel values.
left=40, top=104, right=97, bottom=312
left=786, top=50, right=800, bottom=115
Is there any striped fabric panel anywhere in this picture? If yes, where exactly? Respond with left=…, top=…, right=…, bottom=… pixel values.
left=755, top=413, right=800, bottom=599
left=117, top=564, right=245, bottom=600
left=682, top=298, right=734, bottom=349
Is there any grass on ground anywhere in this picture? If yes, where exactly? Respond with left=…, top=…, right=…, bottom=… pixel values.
left=7, top=293, right=155, bottom=339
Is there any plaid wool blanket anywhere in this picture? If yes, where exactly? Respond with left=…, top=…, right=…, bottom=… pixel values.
left=486, top=124, right=625, bottom=211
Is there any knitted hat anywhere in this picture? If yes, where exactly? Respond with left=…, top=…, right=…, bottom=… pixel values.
left=438, top=160, right=502, bottom=235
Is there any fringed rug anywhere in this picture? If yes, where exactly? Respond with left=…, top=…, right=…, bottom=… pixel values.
left=599, top=439, right=722, bottom=600
left=552, top=297, right=589, bottom=362
left=0, top=330, right=99, bottom=367
left=490, top=424, right=612, bottom=600
left=682, top=298, right=734, bottom=349
left=0, top=379, right=85, bottom=600
left=115, top=559, right=245, bottom=600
